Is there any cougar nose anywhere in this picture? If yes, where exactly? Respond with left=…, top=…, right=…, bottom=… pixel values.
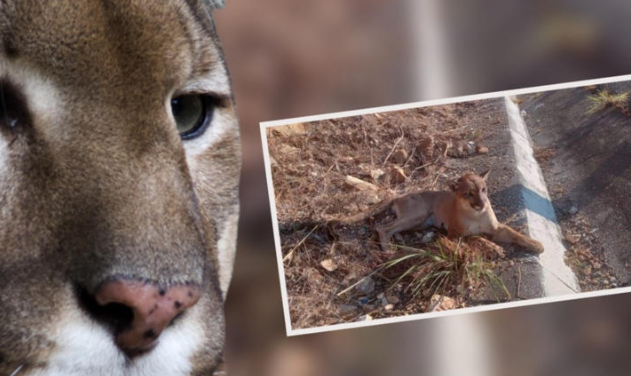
left=94, top=280, right=200, bottom=353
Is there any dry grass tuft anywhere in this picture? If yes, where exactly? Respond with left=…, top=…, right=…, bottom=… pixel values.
left=586, top=89, right=630, bottom=117
left=382, top=237, right=509, bottom=302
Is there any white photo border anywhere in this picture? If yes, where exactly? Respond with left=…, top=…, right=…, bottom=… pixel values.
left=260, top=73, right=631, bottom=337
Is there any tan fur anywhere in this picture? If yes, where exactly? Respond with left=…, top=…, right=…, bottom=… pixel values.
left=337, top=170, right=543, bottom=254
left=0, top=1, right=239, bottom=375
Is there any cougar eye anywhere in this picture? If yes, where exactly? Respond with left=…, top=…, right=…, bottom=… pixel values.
left=170, top=94, right=214, bottom=139
left=0, top=79, right=30, bottom=130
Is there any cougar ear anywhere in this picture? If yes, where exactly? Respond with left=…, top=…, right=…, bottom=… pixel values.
left=479, top=169, right=491, bottom=180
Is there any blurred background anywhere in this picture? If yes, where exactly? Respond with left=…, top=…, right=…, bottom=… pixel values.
left=214, top=1, right=631, bottom=375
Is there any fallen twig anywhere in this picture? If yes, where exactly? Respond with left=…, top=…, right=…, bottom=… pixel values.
left=336, top=268, right=383, bottom=297
left=382, top=128, right=405, bottom=166
left=283, top=225, right=320, bottom=264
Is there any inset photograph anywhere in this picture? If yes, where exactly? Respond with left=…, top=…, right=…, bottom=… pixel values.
left=262, top=78, right=631, bottom=334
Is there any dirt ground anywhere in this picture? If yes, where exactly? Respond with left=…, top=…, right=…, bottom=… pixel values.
left=267, top=98, right=543, bottom=330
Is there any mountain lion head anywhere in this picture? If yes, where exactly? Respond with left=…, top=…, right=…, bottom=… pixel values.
left=450, top=170, right=490, bottom=212
left=0, top=0, right=240, bottom=375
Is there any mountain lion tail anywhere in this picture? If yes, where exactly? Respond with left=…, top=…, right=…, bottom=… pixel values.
left=325, top=197, right=395, bottom=225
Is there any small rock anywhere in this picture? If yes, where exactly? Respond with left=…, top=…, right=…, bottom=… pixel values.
left=320, top=259, right=337, bottom=272
left=377, top=293, right=385, bottom=299
left=386, top=294, right=400, bottom=304
left=344, top=175, right=379, bottom=191
left=429, top=294, right=457, bottom=312
left=418, top=137, right=435, bottom=158
left=370, top=168, right=386, bottom=182
left=384, top=304, right=394, bottom=311
left=476, top=145, right=489, bottom=154
left=421, top=231, right=435, bottom=244
left=389, top=165, right=407, bottom=184
left=564, top=233, right=581, bottom=244
left=582, top=266, right=592, bottom=276
left=362, top=192, right=382, bottom=205
left=355, top=277, right=375, bottom=294
left=391, top=148, right=408, bottom=165
left=381, top=297, right=389, bottom=306
left=338, top=305, right=358, bottom=316
left=358, top=314, right=373, bottom=322
left=593, top=262, right=602, bottom=270
left=569, top=206, right=579, bottom=215
left=449, top=140, right=476, bottom=157
left=304, top=268, right=323, bottom=284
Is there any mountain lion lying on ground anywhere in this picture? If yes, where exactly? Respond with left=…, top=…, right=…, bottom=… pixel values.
left=0, top=1, right=239, bottom=375
left=333, top=170, right=544, bottom=254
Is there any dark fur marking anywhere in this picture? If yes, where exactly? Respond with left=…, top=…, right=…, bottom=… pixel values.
left=4, top=39, right=18, bottom=58
left=143, top=329, right=156, bottom=339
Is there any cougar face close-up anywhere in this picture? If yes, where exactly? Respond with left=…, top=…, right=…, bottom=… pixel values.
left=0, top=1, right=240, bottom=375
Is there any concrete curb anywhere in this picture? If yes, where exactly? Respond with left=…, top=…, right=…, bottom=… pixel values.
left=504, top=96, right=580, bottom=296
